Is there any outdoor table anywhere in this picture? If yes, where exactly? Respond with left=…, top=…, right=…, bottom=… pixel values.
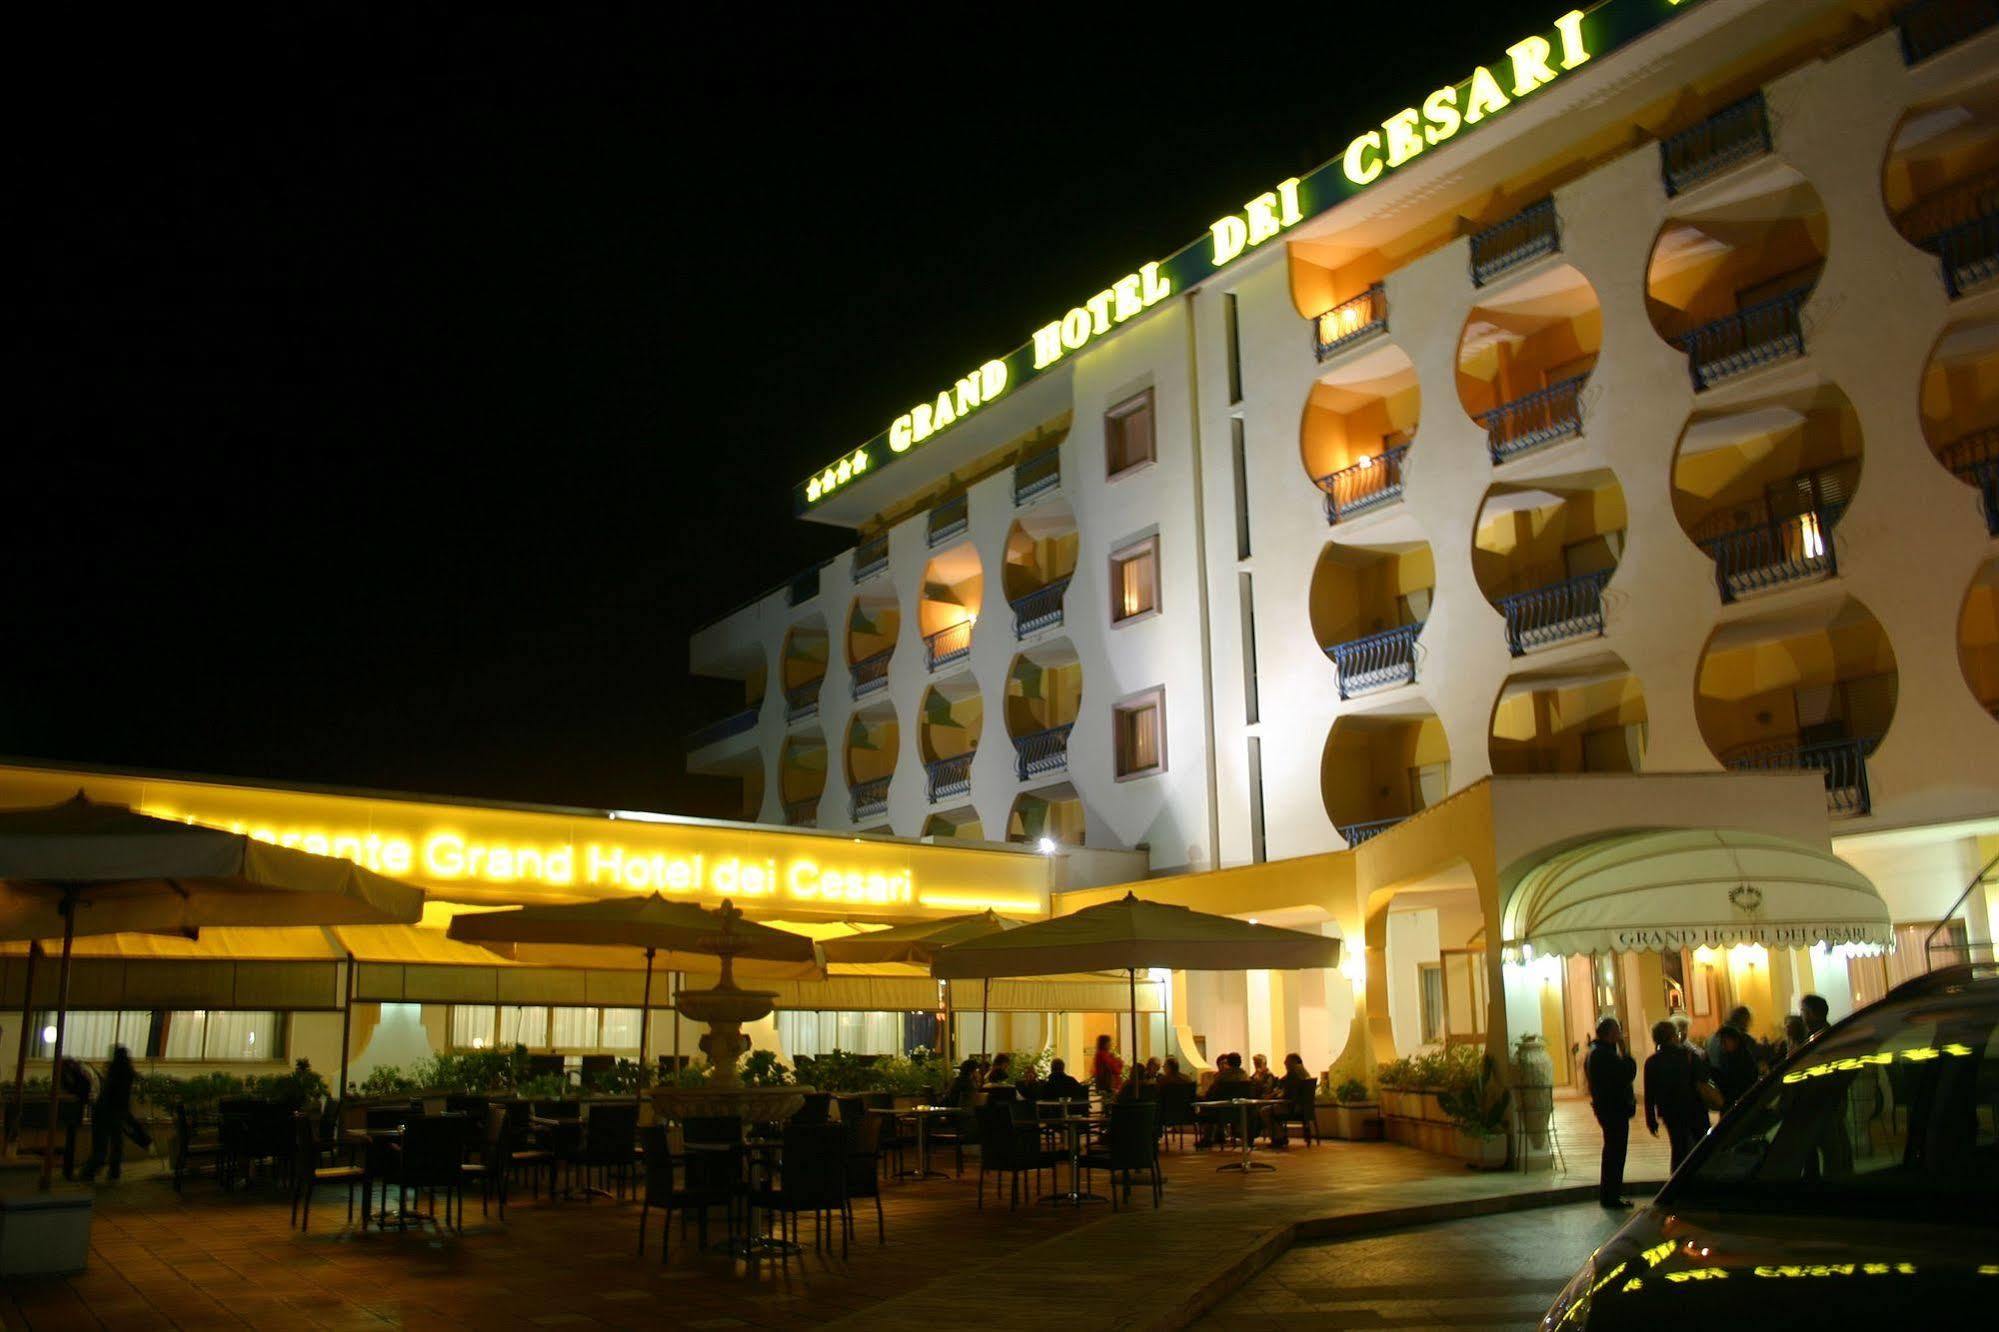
left=683, top=1136, right=801, bottom=1259
left=867, top=1105, right=957, bottom=1181
left=342, top=1126, right=409, bottom=1229
left=530, top=1115, right=592, bottom=1201
left=1036, top=1113, right=1107, bottom=1207
left=1195, top=1098, right=1276, bottom=1172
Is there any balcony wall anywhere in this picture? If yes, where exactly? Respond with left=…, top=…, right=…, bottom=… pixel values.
left=1310, top=543, right=1433, bottom=696
left=1471, top=475, right=1626, bottom=608
left=1696, top=597, right=1899, bottom=764
left=845, top=706, right=898, bottom=790
left=1005, top=646, right=1081, bottom=741
left=918, top=679, right=982, bottom=767
left=1884, top=77, right=1999, bottom=296
left=1003, top=501, right=1078, bottom=637
left=1300, top=344, right=1420, bottom=499
left=1490, top=661, right=1648, bottom=775
left=1320, top=713, right=1450, bottom=844
left=1455, top=262, right=1600, bottom=439
left=847, top=594, right=898, bottom=675
left=777, top=734, right=826, bottom=822
left=1008, top=785, right=1086, bottom=847
left=1961, top=557, right=1999, bottom=717
left=780, top=618, right=828, bottom=692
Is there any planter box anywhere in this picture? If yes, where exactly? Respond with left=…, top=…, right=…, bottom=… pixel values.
left=1319, top=1103, right=1382, bottom=1140
left=0, top=1186, right=92, bottom=1277
left=1416, top=1090, right=1450, bottom=1123
left=1453, top=1128, right=1508, bottom=1170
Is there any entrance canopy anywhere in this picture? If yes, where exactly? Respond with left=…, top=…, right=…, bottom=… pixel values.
left=1502, top=828, right=1891, bottom=957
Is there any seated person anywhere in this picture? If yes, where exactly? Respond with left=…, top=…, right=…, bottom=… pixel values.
left=1197, top=1054, right=1252, bottom=1148
left=985, top=1052, right=1013, bottom=1084
left=1267, top=1053, right=1317, bottom=1148
left=940, top=1059, right=980, bottom=1107
left=1014, top=1064, right=1041, bottom=1101
left=1248, top=1053, right=1276, bottom=1096
left=1115, top=1065, right=1157, bottom=1103
left=1040, top=1058, right=1087, bottom=1105
left=1145, top=1057, right=1163, bottom=1081
left=1157, top=1057, right=1194, bottom=1087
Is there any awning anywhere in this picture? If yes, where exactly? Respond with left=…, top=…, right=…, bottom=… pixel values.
left=1503, top=829, right=1892, bottom=957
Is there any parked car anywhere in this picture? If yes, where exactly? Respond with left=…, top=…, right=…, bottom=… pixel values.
left=1543, top=963, right=1998, bottom=1328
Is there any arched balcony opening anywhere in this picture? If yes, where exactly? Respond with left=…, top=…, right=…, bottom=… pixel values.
left=778, top=735, right=827, bottom=828
left=1646, top=164, right=1827, bottom=391
left=847, top=593, right=899, bottom=701
left=1300, top=343, right=1419, bottom=525
left=845, top=704, right=898, bottom=824
left=1489, top=655, right=1648, bottom=775
left=1006, top=641, right=1081, bottom=781
left=1008, top=785, right=1086, bottom=849
left=781, top=619, right=829, bottom=723
left=1672, top=383, right=1862, bottom=601
left=920, top=544, right=982, bottom=673
left=1456, top=263, right=1600, bottom=466
left=1919, top=318, right=1999, bottom=535
left=1309, top=542, right=1434, bottom=698
left=1002, top=501, right=1078, bottom=640
left=1884, top=81, right=1999, bottom=299
left=1472, top=472, right=1625, bottom=656
left=922, top=807, right=983, bottom=841
left=1961, top=557, right=1999, bottom=721
left=1321, top=711, right=1450, bottom=847
left=918, top=678, right=982, bottom=805
left=1696, top=595, right=1898, bottom=818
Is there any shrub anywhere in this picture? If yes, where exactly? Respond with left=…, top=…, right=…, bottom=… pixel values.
left=739, top=1050, right=793, bottom=1088
left=1333, top=1077, right=1371, bottom=1104
left=1436, top=1051, right=1510, bottom=1138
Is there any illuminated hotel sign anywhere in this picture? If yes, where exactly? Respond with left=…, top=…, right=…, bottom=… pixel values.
left=795, top=0, right=1704, bottom=514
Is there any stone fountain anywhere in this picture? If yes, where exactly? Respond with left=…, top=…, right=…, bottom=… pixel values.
left=650, top=899, right=811, bottom=1123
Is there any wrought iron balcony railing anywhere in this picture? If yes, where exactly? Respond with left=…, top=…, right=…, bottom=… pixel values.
left=1480, top=375, right=1587, bottom=463
left=1470, top=198, right=1559, bottom=287
left=1013, top=724, right=1073, bottom=781
left=1724, top=735, right=1877, bottom=817
left=849, top=775, right=891, bottom=822
left=851, top=647, right=893, bottom=699
left=1896, top=0, right=1999, bottom=64
left=927, top=495, right=969, bottom=546
left=686, top=705, right=759, bottom=750
left=1010, top=578, right=1071, bottom=639
left=1014, top=451, right=1061, bottom=505
left=783, top=796, right=820, bottom=828
left=1931, top=212, right=1999, bottom=299
left=1661, top=92, right=1772, bottom=197
left=926, top=752, right=975, bottom=803
left=1698, top=507, right=1840, bottom=602
left=1672, top=286, right=1810, bottom=390
left=1338, top=817, right=1405, bottom=847
left=785, top=677, right=824, bottom=721
left=1940, top=428, right=1999, bottom=535
left=1324, top=622, right=1423, bottom=699
left=1317, top=444, right=1410, bottom=523
left=925, top=620, right=973, bottom=671
left=1497, top=569, right=1611, bottom=656
left=853, top=532, right=889, bottom=582
left=1313, top=284, right=1388, bottom=361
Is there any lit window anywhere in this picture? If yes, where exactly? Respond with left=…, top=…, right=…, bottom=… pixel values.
left=1110, top=536, right=1159, bottom=624
left=35, top=1009, right=283, bottom=1062
left=1106, top=388, right=1156, bottom=477
left=1113, top=688, right=1167, bottom=779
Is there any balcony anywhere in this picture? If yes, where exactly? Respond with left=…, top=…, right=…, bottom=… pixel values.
left=1480, top=376, right=1586, bottom=464
left=1313, top=284, right=1388, bottom=361
left=1698, top=506, right=1841, bottom=602
left=686, top=706, right=758, bottom=750
left=928, top=495, right=969, bottom=546
left=1897, top=0, right=1999, bottom=64
left=1673, top=287, right=1809, bottom=391
left=853, top=532, right=889, bottom=583
left=1941, top=428, right=1999, bottom=534
left=925, top=620, right=973, bottom=671
left=784, top=677, right=824, bottom=722
left=783, top=796, right=819, bottom=828
left=1013, top=724, right=1073, bottom=781
left=1933, top=213, right=1999, bottom=299
left=849, top=775, right=891, bottom=823
left=1724, top=736, right=1876, bottom=817
left=1324, top=623, right=1422, bottom=699
left=1469, top=199, right=1559, bottom=287
left=1662, top=93, right=1772, bottom=197
left=787, top=566, right=821, bottom=607
left=1014, top=451, right=1061, bottom=505
left=1339, top=817, right=1404, bottom=847
left=926, top=752, right=974, bottom=803
left=1010, top=578, right=1070, bottom=639
left=851, top=647, right=893, bottom=699
left=1498, top=570, right=1611, bottom=656
left=1317, top=444, right=1409, bottom=524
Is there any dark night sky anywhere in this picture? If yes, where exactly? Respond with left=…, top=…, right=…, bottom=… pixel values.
left=10, top=3, right=1544, bottom=815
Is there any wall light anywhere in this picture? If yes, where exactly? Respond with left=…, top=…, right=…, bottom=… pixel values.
left=1038, top=837, right=1058, bottom=854
left=41, top=1025, right=57, bottom=1045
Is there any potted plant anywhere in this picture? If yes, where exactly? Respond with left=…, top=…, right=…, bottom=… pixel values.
left=1438, top=1051, right=1511, bottom=1169
left=1322, top=1077, right=1382, bottom=1140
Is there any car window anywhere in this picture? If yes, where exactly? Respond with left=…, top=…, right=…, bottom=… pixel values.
left=1669, top=988, right=1998, bottom=1222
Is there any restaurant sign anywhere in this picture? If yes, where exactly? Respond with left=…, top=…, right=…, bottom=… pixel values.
left=796, top=0, right=1706, bottom=512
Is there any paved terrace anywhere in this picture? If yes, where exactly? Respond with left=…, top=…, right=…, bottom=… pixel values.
left=3, top=1100, right=1665, bottom=1332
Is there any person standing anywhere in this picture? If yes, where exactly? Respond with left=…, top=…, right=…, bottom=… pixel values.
left=1090, top=1033, right=1124, bottom=1096
left=1642, top=1020, right=1712, bottom=1170
left=78, top=1046, right=140, bottom=1183
left=1799, top=993, right=1831, bottom=1038
left=1706, top=1006, right=1751, bottom=1067
left=1710, top=1025, right=1759, bottom=1109
left=56, top=1058, right=93, bottom=1180
left=1586, top=1017, right=1637, bottom=1208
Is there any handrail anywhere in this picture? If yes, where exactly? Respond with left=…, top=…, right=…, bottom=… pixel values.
left=782, top=796, right=820, bottom=827
left=686, top=706, right=759, bottom=750
left=1009, top=577, right=1072, bottom=638
left=853, top=533, right=890, bottom=581
left=925, top=620, right=974, bottom=670
left=1014, top=451, right=1062, bottom=504
left=784, top=677, right=824, bottom=719
left=1896, top=0, right=1999, bottom=64
left=1697, top=505, right=1839, bottom=601
left=1469, top=198, right=1558, bottom=286
left=849, top=775, right=892, bottom=822
left=850, top=647, right=893, bottom=698
left=1313, top=284, right=1388, bottom=361
left=1012, top=724, right=1074, bottom=780
left=1723, top=735, right=1877, bottom=817
left=1932, top=211, right=1999, bottom=299
left=1324, top=622, right=1422, bottom=698
left=1661, top=93, right=1771, bottom=197
left=925, top=752, right=975, bottom=802
left=1479, top=376, right=1587, bottom=463
left=1672, top=286, right=1810, bottom=390
left=1316, top=443, right=1410, bottom=522
left=1338, top=817, right=1404, bottom=847
left=1925, top=852, right=1999, bottom=967
left=1496, top=569, right=1611, bottom=655
left=928, top=495, right=970, bottom=546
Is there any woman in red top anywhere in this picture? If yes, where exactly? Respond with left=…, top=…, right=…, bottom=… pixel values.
left=1091, top=1033, right=1125, bottom=1094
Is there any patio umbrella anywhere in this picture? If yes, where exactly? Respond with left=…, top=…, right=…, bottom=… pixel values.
left=447, top=893, right=821, bottom=1084
left=0, top=794, right=427, bottom=1188
left=929, top=892, right=1341, bottom=1072
left=820, top=910, right=1024, bottom=1059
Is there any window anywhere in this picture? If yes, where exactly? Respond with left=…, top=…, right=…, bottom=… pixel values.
left=1106, top=389, right=1156, bottom=476
left=1238, top=572, right=1260, bottom=723
left=1419, top=964, right=1445, bottom=1044
left=31, top=1010, right=151, bottom=1061
left=33, top=1009, right=281, bottom=1062
left=449, top=1004, right=641, bottom=1052
left=1113, top=687, right=1167, bottom=780
left=1110, top=536, right=1159, bottom=624
left=1247, top=736, right=1267, bottom=864
left=1231, top=417, right=1251, bottom=559
left=1224, top=294, right=1244, bottom=406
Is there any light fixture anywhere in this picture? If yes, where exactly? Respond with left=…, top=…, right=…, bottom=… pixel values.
left=41, top=1025, right=57, bottom=1045
left=1247, top=917, right=1259, bottom=926
left=1037, top=836, right=1057, bottom=854
left=472, top=1037, right=486, bottom=1050
left=246, top=1032, right=256, bottom=1046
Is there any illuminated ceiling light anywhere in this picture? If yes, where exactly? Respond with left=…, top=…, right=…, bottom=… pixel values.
left=41, top=1025, right=57, bottom=1045
left=1037, top=837, right=1057, bottom=854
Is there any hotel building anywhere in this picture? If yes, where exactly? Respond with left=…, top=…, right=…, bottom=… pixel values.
left=686, top=0, right=1999, bottom=1085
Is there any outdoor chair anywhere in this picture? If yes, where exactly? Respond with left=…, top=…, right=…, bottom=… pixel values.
left=1081, top=1101, right=1162, bottom=1209
left=637, top=1124, right=736, bottom=1262
left=793, top=1091, right=832, bottom=1124
left=1155, top=1082, right=1198, bottom=1149
left=172, top=1102, right=223, bottom=1192
left=506, top=1103, right=559, bottom=1200
left=840, top=1106, right=886, bottom=1244
left=569, top=1102, right=639, bottom=1200
left=749, top=1122, right=849, bottom=1258
left=1273, top=1085, right=1318, bottom=1148
left=386, top=1114, right=474, bottom=1232
left=289, top=1111, right=364, bottom=1232
left=459, top=1102, right=512, bottom=1219
left=974, top=1102, right=1057, bottom=1210
left=444, top=1094, right=490, bottom=1120
left=861, top=1092, right=908, bottom=1177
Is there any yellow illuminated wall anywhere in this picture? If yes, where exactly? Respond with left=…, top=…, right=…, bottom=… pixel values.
left=1961, top=559, right=1999, bottom=715
left=782, top=620, right=830, bottom=690
left=1919, top=321, right=1999, bottom=451
left=1673, top=388, right=1862, bottom=536
left=1006, top=657, right=1082, bottom=736
left=847, top=596, right=899, bottom=664
left=1456, top=268, right=1601, bottom=419
left=845, top=710, right=898, bottom=787
left=919, top=685, right=982, bottom=763
left=1490, top=670, right=1648, bottom=775
left=1695, top=599, right=1899, bottom=761
left=1321, top=715, right=1450, bottom=829
left=1473, top=481, right=1626, bottom=602
left=1002, top=520, right=1079, bottom=602
left=1646, top=202, right=1828, bottom=337
left=1299, top=351, right=1421, bottom=482
left=1311, top=545, right=1435, bottom=650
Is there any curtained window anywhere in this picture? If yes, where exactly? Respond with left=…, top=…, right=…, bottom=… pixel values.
left=1110, top=537, right=1159, bottom=624
left=32, top=1010, right=150, bottom=1060
left=1105, top=389, right=1156, bottom=477
left=1113, top=688, right=1166, bottom=779
left=450, top=1005, right=640, bottom=1052
left=776, top=1010, right=903, bottom=1059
